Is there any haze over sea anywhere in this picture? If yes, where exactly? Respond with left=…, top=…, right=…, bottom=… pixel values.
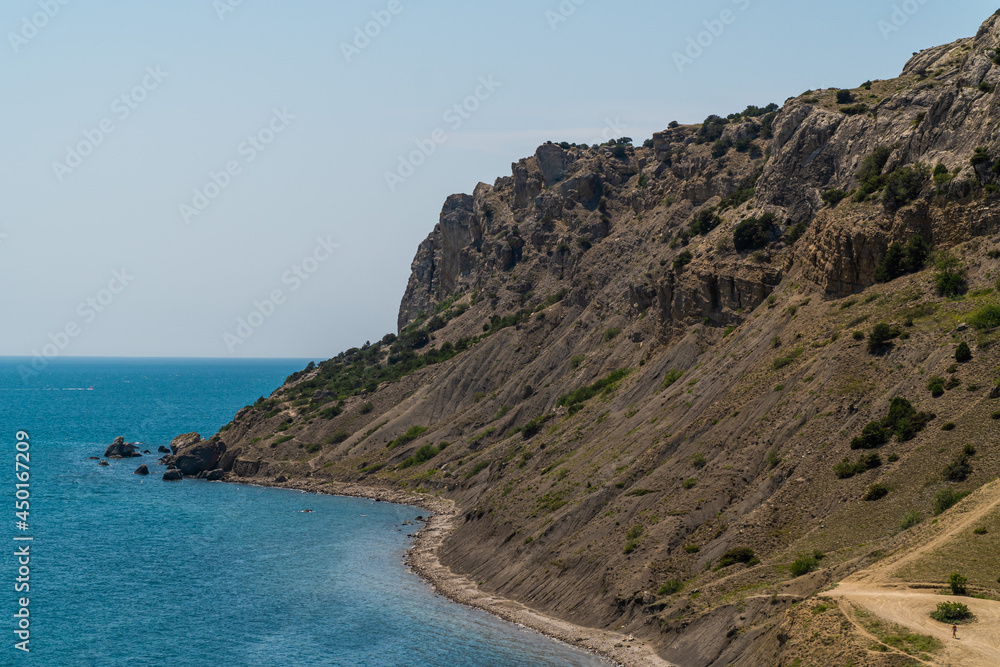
left=0, top=357, right=604, bottom=666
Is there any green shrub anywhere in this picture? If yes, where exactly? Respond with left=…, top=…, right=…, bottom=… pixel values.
left=968, top=304, right=1000, bottom=331
left=690, top=208, right=722, bottom=236
left=790, top=555, right=820, bottom=577
left=883, top=164, right=928, bottom=209
left=684, top=543, right=700, bottom=553
left=867, top=323, right=900, bottom=353
left=766, top=450, right=782, bottom=468
left=933, top=251, right=967, bottom=297
left=784, top=221, right=808, bottom=245
left=399, top=443, right=443, bottom=469
left=557, top=368, right=632, bottom=408
left=881, top=397, right=935, bottom=441
left=328, top=429, right=351, bottom=444
left=927, top=376, right=945, bottom=397
left=933, top=488, right=969, bottom=515
left=304, top=442, right=322, bottom=454
left=733, top=213, right=776, bottom=252
left=864, top=482, right=890, bottom=501
left=662, top=369, right=683, bottom=389
left=851, top=421, right=890, bottom=450
left=949, top=572, right=968, bottom=596
left=520, top=414, right=551, bottom=439
left=711, top=140, right=731, bottom=158
left=658, top=580, right=683, bottom=595
left=833, top=453, right=882, bottom=479
left=272, top=435, right=294, bottom=446
left=626, top=525, right=645, bottom=540
left=942, top=448, right=974, bottom=482
left=855, top=146, right=893, bottom=200
left=718, top=547, right=756, bottom=568
left=971, top=147, right=992, bottom=166
left=930, top=602, right=973, bottom=623
left=941, top=422, right=955, bottom=431
left=900, top=510, right=922, bottom=530
left=682, top=478, right=697, bottom=489
left=604, top=327, right=622, bottom=342
left=822, top=189, right=850, bottom=207
left=387, top=425, right=428, bottom=449
left=772, top=346, right=804, bottom=370
left=690, top=453, right=707, bottom=469
left=874, top=236, right=930, bottom=283
left=358, top=402, right=374, bottom=414
left=955, top=342, right=972, bottom=363
left=697, top=114, right=727, bottom=143
left=840, top=103, right=869, bottom=115
left=853, top=330, right=865, bottom=341
left=836, top=89, right=853, bottom=104
left=673, top=250, right=693, bottom=270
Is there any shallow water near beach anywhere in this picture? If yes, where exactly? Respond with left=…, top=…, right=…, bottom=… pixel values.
left=0, top=357, right=605, bottom=666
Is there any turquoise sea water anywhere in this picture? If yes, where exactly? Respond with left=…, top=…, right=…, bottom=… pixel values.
left=0, top=358, right=605, bottom=666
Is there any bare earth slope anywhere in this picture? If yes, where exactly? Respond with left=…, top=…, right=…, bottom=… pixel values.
left=171, top=13, right=1000, bottom=666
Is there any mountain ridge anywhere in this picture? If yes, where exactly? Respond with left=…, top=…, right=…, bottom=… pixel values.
left=172, top=12, right=1000, bottom=665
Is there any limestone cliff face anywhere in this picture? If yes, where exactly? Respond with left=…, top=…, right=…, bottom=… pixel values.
left=185, top=14, right=1000, bottom=667
left=400, top=13, right=1000, bottom=320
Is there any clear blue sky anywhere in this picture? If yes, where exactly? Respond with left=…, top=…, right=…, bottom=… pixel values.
left=1, top=0, right=994, bottom=359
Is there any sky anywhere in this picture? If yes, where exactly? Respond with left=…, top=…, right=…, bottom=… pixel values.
left=1, top=0, right=995, bottom=360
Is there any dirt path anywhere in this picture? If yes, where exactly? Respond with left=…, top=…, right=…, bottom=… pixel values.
left=829, top=480, right=1000, bottom=666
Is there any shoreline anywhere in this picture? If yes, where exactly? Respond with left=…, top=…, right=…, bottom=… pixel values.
left=225, top=475, right=673, bottom=667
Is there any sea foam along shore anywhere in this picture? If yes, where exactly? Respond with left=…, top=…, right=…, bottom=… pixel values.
left=223, top=476, right=674, bottom=667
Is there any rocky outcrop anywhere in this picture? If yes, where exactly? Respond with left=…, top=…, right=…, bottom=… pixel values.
left=169, top=432, right=201, bottom=454
left=397, top=193, right=486, bottom=329
left=173, top=436, right=225, bottom=476
left=158, top=446, right=170, bottom=454
left=134, top=464, right=149, bottom=475
left=162, top=469, right=183, bottom=481
left=104, top=436, right=141, bottom=459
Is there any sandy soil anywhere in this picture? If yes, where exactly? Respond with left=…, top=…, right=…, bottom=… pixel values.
left=227, top=476, right=675, bottom=667
left=830, top=481, right=1000, bottom=666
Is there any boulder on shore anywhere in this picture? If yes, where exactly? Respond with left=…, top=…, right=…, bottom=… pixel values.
left=104, top=436, right=141, bottom=459
left=162, top=469, right=183, bottom=481
left=134, top=464, right=149, bottom=475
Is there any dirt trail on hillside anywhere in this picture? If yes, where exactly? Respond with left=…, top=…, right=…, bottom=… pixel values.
left=830, top=481, right=1000, bottom=666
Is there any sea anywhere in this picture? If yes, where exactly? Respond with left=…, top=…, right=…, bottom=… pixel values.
left=0, top=357, right=606, bottom=666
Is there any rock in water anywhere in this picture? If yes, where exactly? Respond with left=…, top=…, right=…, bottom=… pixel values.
left=104, top=437, right=141, bottom=459
left=98, top=460, right=110, bottom=467
left=134, top=464, right=149, bottom=475
left=157, top=445, right=171, bottom=454
left=162, top=469, right=183, bottom=481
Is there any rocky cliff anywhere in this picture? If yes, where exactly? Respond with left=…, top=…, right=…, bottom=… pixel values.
left=175, top=13, right=1000, bottom=666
